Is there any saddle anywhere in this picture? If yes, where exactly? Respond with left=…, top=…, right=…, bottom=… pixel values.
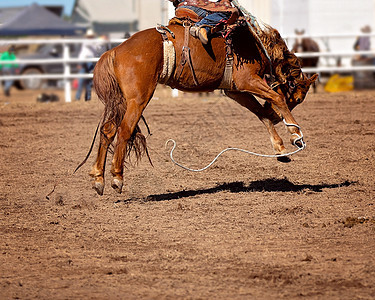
left=174, top=7, right=239, bottom=33
left=157, top=19, right=236, bottom=89
left=158, top=8, right=270, bottom=90
left=175, top=7, right=201, bottom=23
left=158, top=11, right=248, bottom=89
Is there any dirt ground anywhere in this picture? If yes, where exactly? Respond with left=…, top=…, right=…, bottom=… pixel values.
left=0, top=86, right=374, bottom=299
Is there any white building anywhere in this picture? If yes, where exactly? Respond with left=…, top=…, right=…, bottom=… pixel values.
left=72, top=1, right=375, bottom=36
left=239, top=0, right=375, bottom=65
left=71, top=0, right=169, bottom=37
left=229, top=0, right=375, bottom=37
left=170, top=0, right=375, bottom=67
left=72, top=0, right=375, bottom=64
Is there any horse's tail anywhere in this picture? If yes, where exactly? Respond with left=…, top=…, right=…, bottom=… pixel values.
left=94, top=50, right=125, bottom=126
left=93, top=50, right=149, bottom=164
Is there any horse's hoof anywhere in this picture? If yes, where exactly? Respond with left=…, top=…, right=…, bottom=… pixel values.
left=277, top=155, right=291, bottom=163
left=93, top=181, right=104, bottom=196
left=294, top=140, right=304, bottom=148
left=111, top=178, right=123, bottom=194
left=290, top=136, right=304, bottom=148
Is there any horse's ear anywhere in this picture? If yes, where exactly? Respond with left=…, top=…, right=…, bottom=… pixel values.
left=295, top=29, right=305, bottom=35
left=309, top=73, right=319, bottom=83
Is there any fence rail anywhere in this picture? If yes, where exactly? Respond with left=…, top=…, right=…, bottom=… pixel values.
left=0, top=38, right=123, bottom=102
left=1, top=34, right=374, bottom=102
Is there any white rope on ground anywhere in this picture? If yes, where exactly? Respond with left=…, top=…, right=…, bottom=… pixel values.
left=165, top=120, right=306, bottom=172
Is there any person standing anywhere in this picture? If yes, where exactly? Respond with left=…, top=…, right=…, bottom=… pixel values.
left=354, top=25, right=371, bottom=52
left=353, top=25, right=371, bottom=61
left=0, top=46, right=18, bottom=97
left=75, top=29, right=99, bottom=101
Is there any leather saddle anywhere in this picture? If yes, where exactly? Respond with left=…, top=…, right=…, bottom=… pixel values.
left=174, top=7, right=239, bottom=30
left=175, top=7, right=201, bottom=22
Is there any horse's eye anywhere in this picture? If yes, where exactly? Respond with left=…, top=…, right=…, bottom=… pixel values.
left=289, top=81, right=296, bottom=89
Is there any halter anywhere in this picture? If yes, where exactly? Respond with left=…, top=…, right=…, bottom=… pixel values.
left=273, top=69, right=304, bottom=103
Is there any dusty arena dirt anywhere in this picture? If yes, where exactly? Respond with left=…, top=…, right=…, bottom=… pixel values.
left=0, top=86, right=374, bottom=299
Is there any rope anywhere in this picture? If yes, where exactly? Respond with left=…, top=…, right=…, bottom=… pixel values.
left=166, top=120, right=306, bottom=172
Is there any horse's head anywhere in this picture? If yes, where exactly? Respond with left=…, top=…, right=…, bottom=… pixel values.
left=274, top=50, right=318, bottom=110
left=266, top=72, right=317, bottom=125
left=282, top=72, right=318, bottom=111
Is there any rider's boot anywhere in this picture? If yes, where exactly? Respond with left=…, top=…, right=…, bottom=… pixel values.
left=190, top=26, right=209, bottom=44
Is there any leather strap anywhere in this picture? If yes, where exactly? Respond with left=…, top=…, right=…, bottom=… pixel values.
left=175, top=7, right=201, bottom=22
left=218, top=39, right=235, bottom=90
left=218, top=55, right=234, bottom=89
left=175, top=23, right=199, bottom=86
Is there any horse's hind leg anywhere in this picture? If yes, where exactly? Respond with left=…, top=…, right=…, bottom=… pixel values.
left=109, top=71, right=157, bottom=193
left=109, top=99, right=151, bottom=193
left=89, top=121, right=117, bottom=195
left=225, top=91, right=289, bottom=159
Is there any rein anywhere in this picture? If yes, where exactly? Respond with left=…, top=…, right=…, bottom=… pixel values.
left=166, top=120, right=305, bottom=172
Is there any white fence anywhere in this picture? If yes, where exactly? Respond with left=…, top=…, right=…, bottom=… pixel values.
left=1, top=34, right=374, bottom=102
left=0, top=38, right=123, bottom=102
left=284, top=33, right=375, bottom=73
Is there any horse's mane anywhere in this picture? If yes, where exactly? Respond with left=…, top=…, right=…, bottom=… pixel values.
left=258, top=26, right=287, bottom=61
left=257, top=25, right=302, bottom=82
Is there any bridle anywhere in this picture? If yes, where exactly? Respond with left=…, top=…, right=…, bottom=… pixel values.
left=274, top=70, right=305, bottom=104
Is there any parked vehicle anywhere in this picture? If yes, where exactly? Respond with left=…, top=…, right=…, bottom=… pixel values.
left=15, top=43, right=81, bottom=89
left=14, top=40, right=120, bottom=90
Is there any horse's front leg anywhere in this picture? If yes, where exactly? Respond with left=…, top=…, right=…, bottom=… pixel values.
left=89, top=121, right=117, bottom=195
left=233, top=75, right=304, bottom=147
left=225, top=91, right=289, bottom=159
left=261, top=117, right=291, bottom=162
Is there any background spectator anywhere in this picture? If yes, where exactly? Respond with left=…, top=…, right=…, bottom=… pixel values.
left=75, top=29, right=100, bottom=101
left=354, top=25, right=371, bottom=54
left=0, top=46, right=18, bottom=97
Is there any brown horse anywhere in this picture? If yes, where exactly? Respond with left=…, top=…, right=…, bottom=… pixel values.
left=292, top=30, right=320, bottom=67
left=89, top=21, right=318, bottom=195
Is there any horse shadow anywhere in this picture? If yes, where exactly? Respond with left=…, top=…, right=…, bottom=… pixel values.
left=119, top=178, right=354, bottom=203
